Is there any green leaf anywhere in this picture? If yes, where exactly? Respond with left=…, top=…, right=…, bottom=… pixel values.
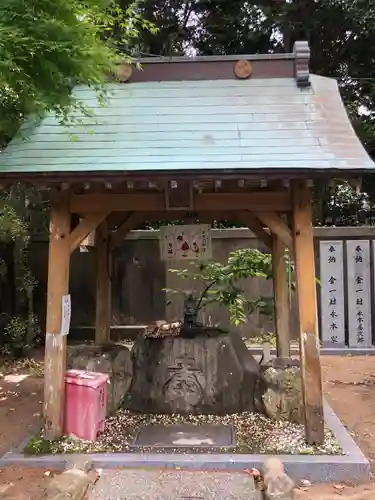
left=166, top=247, right=294, bottom=326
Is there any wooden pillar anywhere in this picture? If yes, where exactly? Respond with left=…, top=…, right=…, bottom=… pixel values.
left=292, top=180, right=324, bottom=445
left=272, top=234, right=290, bottom=358
left=95, top=221, right=111, bottom=344
left=43, top=192, right=71, bottom=440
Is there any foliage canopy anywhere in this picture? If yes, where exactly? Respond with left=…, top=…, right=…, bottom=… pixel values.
left=0, top=0, right=154, bottom=146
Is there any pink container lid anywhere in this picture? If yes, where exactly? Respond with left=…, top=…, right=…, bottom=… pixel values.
left=65, top=369, right=109, bottom=388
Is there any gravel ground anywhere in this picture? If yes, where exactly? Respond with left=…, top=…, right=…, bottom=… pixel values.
left=26, top=409, right=342, bottom=456
left=88, top=469, right=257, bottom=500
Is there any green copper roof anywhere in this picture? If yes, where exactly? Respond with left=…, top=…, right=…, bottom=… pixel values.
left=0, top=75, right=373, bottom=174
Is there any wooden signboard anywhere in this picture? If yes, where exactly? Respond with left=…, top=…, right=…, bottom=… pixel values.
left=319, top=240, right=345, bottom=346
left=346, top=240, right=372, bottom=348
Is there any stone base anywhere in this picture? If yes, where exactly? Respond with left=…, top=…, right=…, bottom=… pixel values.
left=128, top=330, right=263, bottom=414
left=1, top=403, right=370, bottom=484
left=261, top=358, right=303, bottom=424
left=67, top=343, right=132, bottom=415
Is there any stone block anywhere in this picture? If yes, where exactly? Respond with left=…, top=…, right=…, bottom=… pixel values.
left=128, top=330, right=263, bottom=414
left=64, top=455, right=93, bottom=473
left=47, top=469, right=91, bottom=500
left=262, top=360, right=303, bottom=424
left=263, top=458, right=294, bottom=500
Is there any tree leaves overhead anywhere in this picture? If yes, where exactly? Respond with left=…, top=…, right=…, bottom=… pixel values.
left=117, top=0, right=195, bottom=55
left=0, top=0, right=152, bottom=146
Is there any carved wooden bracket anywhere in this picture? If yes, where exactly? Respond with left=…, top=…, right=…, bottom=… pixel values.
left=68, top=213, right=109, bottom=254
left=253, top=211, right=294, bottom=252
left=239, top=211, right=272, bottom=249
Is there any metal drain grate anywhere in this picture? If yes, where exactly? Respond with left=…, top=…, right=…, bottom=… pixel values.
left=132, top=423, right=236, bottom=448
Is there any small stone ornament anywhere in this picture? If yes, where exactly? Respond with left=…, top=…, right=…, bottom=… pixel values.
left=263, top=458, right=295, bottom=500
left=183, top=293, right=199, bottom=327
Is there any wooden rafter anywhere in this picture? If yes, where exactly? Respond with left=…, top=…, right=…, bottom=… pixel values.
left=292, top=179, right=324, bottom=445
left=109, top=212, right=144, bottom=251
left=70, top=191, right=291, bottom=213
left=253, top=211, right=293, bottom=252
left=68, top=213, right=109, bottom=253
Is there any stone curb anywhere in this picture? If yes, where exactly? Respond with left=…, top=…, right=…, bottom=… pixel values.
left=0, top=403, right=371, bottom=483
left=248, top=346, right=375, bottom=356
left=46, top=456, right=94, bottom=500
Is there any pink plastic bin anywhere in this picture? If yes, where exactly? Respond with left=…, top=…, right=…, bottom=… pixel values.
left=64, top=369, right=109, bottom=441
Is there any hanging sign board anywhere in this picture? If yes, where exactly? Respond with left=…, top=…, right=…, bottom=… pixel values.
left=160, top=224, right=212, bottom=261
left=61, top=294, right=71, bottom=336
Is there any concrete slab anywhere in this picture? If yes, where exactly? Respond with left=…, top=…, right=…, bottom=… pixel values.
left=87, top=469, right=257, bottom=500
left=0, top=403, right=371, bottom=483
left=133, top=424, right=235, bottom=449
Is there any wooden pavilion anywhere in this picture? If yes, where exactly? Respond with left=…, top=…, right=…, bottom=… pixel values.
left=0, top=41, right=373, bottom=444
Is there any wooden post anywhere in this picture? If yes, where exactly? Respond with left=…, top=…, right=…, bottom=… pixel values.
left=292, top=180, right=324, bottom=445
left=43, top=191, right=71, bottom=440
left=272, top=234, right=290, bottom=358
left=95, top=221, right=111, bottom=344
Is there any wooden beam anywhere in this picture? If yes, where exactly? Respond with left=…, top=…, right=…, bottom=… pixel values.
left=109, top=212, right=144, bottom=251
left=253, top=211, right=293, bottom=251
left=272, top=234, right=290, bottom=358
left=292, top=179, right=324, bottom=445
left=239, top=211, right=272, bottom=248
left=141, top=210, right=235, bottom=222
left=95, top=222, right=111, bottom=344
left=71, top=193, right=164, bottom=213
left=43, top=191, right=71, bottom=440
left=68, top=213, right=109, bottom=254
left=70, top=191, right=291, bottom=213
